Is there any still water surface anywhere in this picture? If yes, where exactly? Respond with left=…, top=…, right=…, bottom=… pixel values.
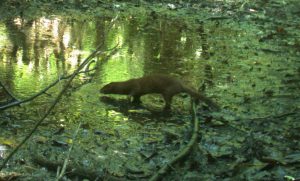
left=0, top=13, right=299, bottom=177
left=0, top=14, right=297, bottom=123
left=0, top=16, right=213, bottom=99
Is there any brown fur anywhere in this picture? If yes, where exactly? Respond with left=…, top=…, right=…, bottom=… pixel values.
left=100, top=74, right=219, bottom=110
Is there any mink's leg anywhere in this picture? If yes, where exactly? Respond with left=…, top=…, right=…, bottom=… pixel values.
left=132, top=95, right=142, bottom=104
left=162, top=94, right=173, bottom=111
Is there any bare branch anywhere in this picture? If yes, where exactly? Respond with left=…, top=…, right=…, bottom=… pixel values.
left=149, top=102, right=200, bottom=181
left=0, top=14, right=120, bottom=171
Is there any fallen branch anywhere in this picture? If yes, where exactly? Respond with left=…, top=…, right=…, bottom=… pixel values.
left=0, top=81, right=19, bottom=102
left=0, top=14, right=120, bottom=171
left=0, top=171, right=21, bottom=181
left=0, top=43, right=120, bottom=112
left=32, top=155, right=125, bottom=181
left=0, top=47, right=101, bottom=170
left=55, top=122, right=81, bottom=181
left=248, top=108, right=298, bottom=121
left=149, top=102, right=199, bottom=181
left=197, top=16, right=231, bottom=23
left=0, top=68, right=97, bottom=111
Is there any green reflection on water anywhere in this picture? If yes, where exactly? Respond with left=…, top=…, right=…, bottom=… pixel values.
left=0, top=15, right=206, bottom=101
left=0, top=13, right=296, bottom=120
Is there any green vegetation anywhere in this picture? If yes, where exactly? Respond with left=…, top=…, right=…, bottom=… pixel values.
left=0, top=0, right=299, bottom=180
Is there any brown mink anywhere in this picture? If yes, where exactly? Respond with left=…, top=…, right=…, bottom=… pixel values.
left=100, top=74, right=219, bottom=111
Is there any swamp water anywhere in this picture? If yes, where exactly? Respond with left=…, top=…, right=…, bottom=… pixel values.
left=0, top=12, right=299, bottom=180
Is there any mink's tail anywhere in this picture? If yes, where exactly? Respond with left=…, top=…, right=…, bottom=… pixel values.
left=182, top=86, right=220, bottom=110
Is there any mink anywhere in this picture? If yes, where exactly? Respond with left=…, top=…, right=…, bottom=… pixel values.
left=100, top=74, right=219, bottom=111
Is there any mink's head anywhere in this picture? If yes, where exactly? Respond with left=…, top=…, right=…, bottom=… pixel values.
left=100, top=82, right=118, bottom=94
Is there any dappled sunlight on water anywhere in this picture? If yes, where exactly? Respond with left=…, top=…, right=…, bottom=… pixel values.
left=0, top=0, right=299, bottom=178
left=0, top=13, right=298, bottom=120
left=0, top=6, right=299, bottom=180
left=0, top=15, right=212, bottom=102
left=0, top=12, right=298, bottom=143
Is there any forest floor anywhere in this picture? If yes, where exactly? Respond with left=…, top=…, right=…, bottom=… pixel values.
left=0, top=0, right=300, bottom=181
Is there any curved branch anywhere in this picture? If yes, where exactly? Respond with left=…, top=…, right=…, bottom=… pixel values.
left=0, top=47, right=102, bottom=170
left=149, top=102, right=200, bottom=181
left=0, top=81, right=19, bottom=102
left=0, top=68, right=97, bottom=111
left=0, top=14, right=120, bottom=170
left=0, top=43, right=119, bottom=112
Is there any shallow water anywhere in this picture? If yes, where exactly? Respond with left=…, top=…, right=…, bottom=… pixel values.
left=1, top=14, right=298, bottom=112
left=0, top=13, right=299, bottom=126
left=0, top=16, right=194, bottom=97
left=0, top=5, right=299, bottom=180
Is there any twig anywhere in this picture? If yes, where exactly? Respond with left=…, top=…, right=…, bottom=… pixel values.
left=0, top=81, right=19, bottom=102
left=0, top=15, right=119, bottom=112
left=32, top=154, right=101, bottom=180
left=149, top=102, right=199, bottom=181
left=32, top=155, right=125, bottom=181
left=85, top=59, right=96, bottom=73
left=197, top=16, right=231, bottom=23
left=55, top=122, right=81, bottom=181
left=0, top=14, right=120, bottom=171
left=0, top=68, right=97, bottom=111
left=248, top=108, right=298, bottom=121
left=0, top=45, right=101, bottom=170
